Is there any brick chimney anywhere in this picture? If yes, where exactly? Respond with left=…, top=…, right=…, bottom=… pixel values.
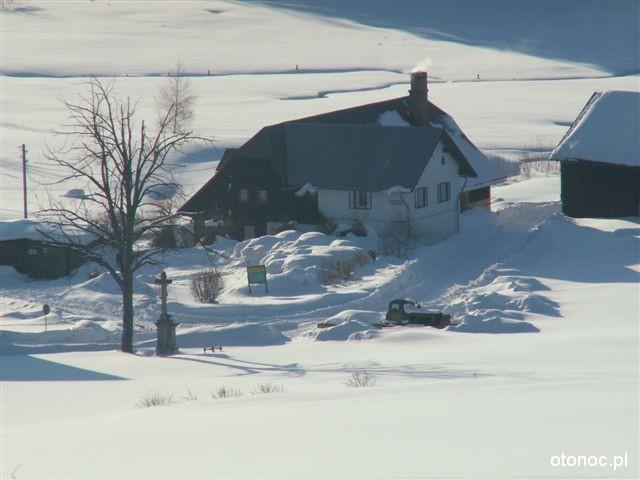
left=409, top=71, right=429, bottom=126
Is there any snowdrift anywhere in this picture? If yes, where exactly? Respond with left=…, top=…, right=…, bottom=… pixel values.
left=138, top=323, right=290, bottom=348
left=0, top=321, right=121, bottom=355
left=448, top=272, right=556, bottom=334
left=233, top=230, right=371, bottom=291
left=305, top=310, right=382, bottom=341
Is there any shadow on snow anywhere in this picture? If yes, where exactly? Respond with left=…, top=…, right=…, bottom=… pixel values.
left=0, top=355, right=126, bottom=381
left=258, top=0, right=639, bottom=75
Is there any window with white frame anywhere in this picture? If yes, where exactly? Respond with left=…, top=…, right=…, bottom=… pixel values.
left=239, top=188, right=249, bottom=203
left=415, top=187, right=427, bottom=208
left=349, top=190, right=372, bottom=210
left=437, top=182, right=451, bottom=203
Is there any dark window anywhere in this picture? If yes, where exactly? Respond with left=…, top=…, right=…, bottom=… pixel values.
left=415, top=187, right=427, bottom=208
left=437, top=182, right=451, bottom=203
left=257, top=190, right=268, bottom=203
left=239, top=188, right=249, bottom=203
left=349, top=190, right=372, bottom=210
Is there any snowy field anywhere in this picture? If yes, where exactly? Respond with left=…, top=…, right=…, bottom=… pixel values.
left=1, top=1, right=639, bottom=479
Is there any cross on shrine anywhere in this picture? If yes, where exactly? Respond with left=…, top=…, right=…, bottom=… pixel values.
left=154, top=270, right=178, bottom=356
left=154, top=270, right=173, bottom=321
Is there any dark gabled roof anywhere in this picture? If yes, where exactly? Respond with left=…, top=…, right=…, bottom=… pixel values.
left=284, top=123, right=474, bottom=191
left=179, top=94, right=495, bottom=213
left=292, top=96, right=452, bottom=126
left=216, top=147, right=238, bottom=172
left=233, top=124, right=288, bottom=179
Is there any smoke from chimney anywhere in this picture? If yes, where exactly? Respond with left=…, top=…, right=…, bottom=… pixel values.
left=411, top=57, right=433, bottom=73
left=409, top=70, right=429, bottom=126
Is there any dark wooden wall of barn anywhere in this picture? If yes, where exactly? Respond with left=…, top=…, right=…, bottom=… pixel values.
left=461, top=186, right=491, bottom=212
left=561, top=160, right=640, bottom=217
left=205, top=157, right=322, bottom=239
left=0, top=239, right=85, bottom=279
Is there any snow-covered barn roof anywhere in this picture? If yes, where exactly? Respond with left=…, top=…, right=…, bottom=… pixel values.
left=550, top=90, right=640, bottom=167
left=0, top=219, right=93, bottom=244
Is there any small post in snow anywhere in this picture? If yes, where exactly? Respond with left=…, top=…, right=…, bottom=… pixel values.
left=42, top=303, right=50, bottom=332
left=154, top=271, right=178, bottom=356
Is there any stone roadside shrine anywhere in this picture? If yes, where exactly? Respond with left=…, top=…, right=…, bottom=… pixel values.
left=154, top=270, right=178, bottom=356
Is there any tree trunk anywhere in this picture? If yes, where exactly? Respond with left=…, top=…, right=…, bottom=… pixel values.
left=121, top=272, right=134, bottom=353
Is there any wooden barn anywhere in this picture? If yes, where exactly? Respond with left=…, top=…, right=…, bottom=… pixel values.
left=0, top=220, right=86, bottom=279
left=550, top=91, right=639, bottom=218
left=180, top=72, right=502, bottom=241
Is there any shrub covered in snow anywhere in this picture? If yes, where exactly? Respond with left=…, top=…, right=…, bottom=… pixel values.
left=320, top=250, right=369, bottom=285
left=345, top=372, right=377, bottom=388
left=137, top=391, right=174, bottom=408
left=190, top=268, right=224, bottom=303
left=251, top=383, right=285, bottom=395
left=380, top=220, right=415, bottom=258
left=212, top=386, right=242, bottom=399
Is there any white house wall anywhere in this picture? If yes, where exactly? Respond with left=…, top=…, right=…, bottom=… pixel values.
left=316, top=141, right=463, bottom=244
left=409, top=143, right=463, bottom=243
left=317, top=189, right=407, bottom=230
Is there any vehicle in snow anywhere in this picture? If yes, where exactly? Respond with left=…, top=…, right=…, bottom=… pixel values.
left=384, top=299, right=451, bottom=328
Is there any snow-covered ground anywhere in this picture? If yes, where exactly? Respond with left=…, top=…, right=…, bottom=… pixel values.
left=2, top=179, right=638, bottom=478
left=1, top=1, right=639, bottom=478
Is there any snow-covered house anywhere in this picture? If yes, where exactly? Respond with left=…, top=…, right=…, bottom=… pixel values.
left=0, top=220, right=87, bottom=279
left=550, top=91, right=640, bottom=217
left=180, top=72, right=501, bottom=241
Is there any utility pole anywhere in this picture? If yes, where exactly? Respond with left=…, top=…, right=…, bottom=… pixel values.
left=21, top=144, right=27, bottom=219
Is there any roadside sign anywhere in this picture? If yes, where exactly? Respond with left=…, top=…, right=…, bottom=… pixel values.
left=246, top=265, right=268, bottom=294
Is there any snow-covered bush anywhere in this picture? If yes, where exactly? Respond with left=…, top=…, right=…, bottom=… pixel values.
left=350, top=220, right=367, bottom=237
left=345, top=372, right=376, bottom=388
left=380, top=220, right=414, bottom=258
left=181, top=390, right=198, bottom=402
left=137, top=391, right=174, bottom=408
left=251, top=383, right=285, bottom=395
left=321, top=250, right=369, bottom=285
left=211, top=386, right=242, bottom=399
left=190, top=268, right=223, bottom=303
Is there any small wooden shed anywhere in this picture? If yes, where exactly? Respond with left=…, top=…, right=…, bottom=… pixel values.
left=0, top=220, right=86, bottom=279
left=551, top=91, right=639, bottom=218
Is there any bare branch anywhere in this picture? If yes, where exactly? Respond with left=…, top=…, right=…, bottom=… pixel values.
left=38, top=76, right=212, bottom=353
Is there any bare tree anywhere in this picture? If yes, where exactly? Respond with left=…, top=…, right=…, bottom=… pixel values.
left=157, top=62, right=196, bottom=134
left=40, top=77, right=209, bottom=353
